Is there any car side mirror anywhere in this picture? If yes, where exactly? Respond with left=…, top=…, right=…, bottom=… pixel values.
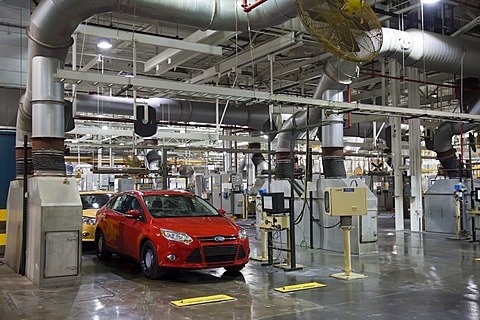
left=125, top=209, right=141, bottom=219
left=218, top=208, right=227, bottom=216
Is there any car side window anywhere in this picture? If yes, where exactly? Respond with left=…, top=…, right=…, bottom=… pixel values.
left=130, top=197, right=143, bottom=212
left=111, top=195, right=127, bottom=213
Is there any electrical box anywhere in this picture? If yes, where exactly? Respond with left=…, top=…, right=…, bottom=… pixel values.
left=324, top=187, right=367, bottom=216
left=262, top=193, right=286, bottom=214
left=263, top=214, right=290, bottom=230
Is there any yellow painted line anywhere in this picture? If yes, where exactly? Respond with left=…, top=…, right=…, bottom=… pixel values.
left=475, top=258, right=480, bottom=262
left=171, top=294, right=234, bottom=307
left=0, top=234, right=5, bottom=246
left=0, top=209, right=6, bottom=221
left=274, top=282, right=327, bottom=293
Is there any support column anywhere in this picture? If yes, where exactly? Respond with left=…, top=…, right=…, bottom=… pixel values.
left=407, top=67, right=423, bottom=232
left=388, top=60, right=404, bottom=230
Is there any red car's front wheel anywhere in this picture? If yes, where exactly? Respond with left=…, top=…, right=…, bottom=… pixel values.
left=141, top=240, right=167, bottom=279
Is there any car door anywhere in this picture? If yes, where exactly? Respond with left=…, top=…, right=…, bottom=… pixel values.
left=105, top=194, right=128, bottom=251
left=121, top=195, right=145, bottom=260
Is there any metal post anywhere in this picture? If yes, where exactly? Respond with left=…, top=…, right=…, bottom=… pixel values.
left=342, top=226, right=352, bottom=276
left=20, top=135, right=28, bottom=276
left=162, top=149, right=168, bottom=190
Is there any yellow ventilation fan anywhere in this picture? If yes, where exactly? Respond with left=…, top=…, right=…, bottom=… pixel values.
left=296, top=0, right=383, bottom=62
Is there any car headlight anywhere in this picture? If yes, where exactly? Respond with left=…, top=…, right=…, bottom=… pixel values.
left=238, top=228, right=247, bottom=240
left=82, top=216, right=96, bottom=225
left=160, top=229, right=193, bottom=244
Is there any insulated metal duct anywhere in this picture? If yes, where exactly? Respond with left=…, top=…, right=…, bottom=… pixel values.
left=433, top=96, right=480, bottom=178
left=75, top=94, right=271, bottom=132
left=275, top=58, right=358, bottom=178
left=16, top=0, right=297, bottom=174
left=275, top=27, right=480, bottom=179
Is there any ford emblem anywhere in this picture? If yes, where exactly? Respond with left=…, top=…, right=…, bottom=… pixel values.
left=214, top=236, right=225, bottom=242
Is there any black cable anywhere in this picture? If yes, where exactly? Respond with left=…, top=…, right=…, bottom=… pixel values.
left=349, top=180, right=359, bottom=187
left=313, top=219, right=341, bottom=229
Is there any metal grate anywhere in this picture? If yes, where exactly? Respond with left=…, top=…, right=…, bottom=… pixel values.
left=236, top=245, right=246, bottom=260
left=185, top=247, right=202, bottom=263
left=203, top=245, right=238, bottom=263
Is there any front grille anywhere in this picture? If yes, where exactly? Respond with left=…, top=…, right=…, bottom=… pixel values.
left=203, top=245, right=238, bottom=263
left=237, top=245, right=246, bottom=260
left=185, top=247, right=202, bottom=263
left=198, top=235, right=237, bottom=243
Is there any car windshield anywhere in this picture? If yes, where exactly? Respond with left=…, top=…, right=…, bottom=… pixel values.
left=143, top=194, right=220, bottom=218
left=81, top=193, right=113, bottom=210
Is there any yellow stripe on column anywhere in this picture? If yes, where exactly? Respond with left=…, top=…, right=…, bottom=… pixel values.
left=0, top=233, right=5, bottom=246
left=0, top=209, right=6, bottom=221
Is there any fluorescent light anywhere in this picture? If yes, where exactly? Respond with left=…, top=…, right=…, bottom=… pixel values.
left=421, top=0, right=440, bottom=3
left=102, top=125, right=108, bottom=130
left=96, top=38, right=112, bottom=49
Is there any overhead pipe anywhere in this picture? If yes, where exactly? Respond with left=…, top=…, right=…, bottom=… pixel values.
left=275, top=26, right=480, bottom=179
left=275, top=58, right=359, bottom=179
left=75, top=94, right=272, bottom=132
left=17, top=0, right=297, bottom=174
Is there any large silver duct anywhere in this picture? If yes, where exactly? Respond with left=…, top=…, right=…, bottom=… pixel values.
left=275, top=58, right=359, bottom=178
left=433, top=97, right=480, bottom=178
left=75, top=94, right=271, bottom=132
left=275, top=27, right=480, bottom=178
left=17, top=0, right=296, bottom=175
left=17, top=0, right=297, bottom=148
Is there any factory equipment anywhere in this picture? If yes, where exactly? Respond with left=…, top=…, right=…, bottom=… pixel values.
left=324, top=186, right=368, bottom=280
left=206, top=173, right=243, bottom=214
left=6, top=177, right=82, bottom=287
left=424, top=179, right=479, bottom=235
left=255, top=178, right=378, bottom=256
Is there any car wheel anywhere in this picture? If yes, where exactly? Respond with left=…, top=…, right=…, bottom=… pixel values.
left=224, top=264, right=245, bottom=273
left=141, top=240, right=166, bottom=279
left=95, top=230, right=112, bottom=261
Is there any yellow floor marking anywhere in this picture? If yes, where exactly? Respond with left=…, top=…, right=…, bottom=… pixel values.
left=274, top=282, right=326, bottom=293
left=0, top=234, right=5, bottom=246
left=0, top=209, right=6, bottom=221
left=171, top=294, right=234, bottom=307
left=475, top=258, right=480, bottom=262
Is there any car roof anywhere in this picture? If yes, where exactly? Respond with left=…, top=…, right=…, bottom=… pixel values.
left=121, top=189, right=194, bottom=197
left=80, top=190, right=115, bottom=195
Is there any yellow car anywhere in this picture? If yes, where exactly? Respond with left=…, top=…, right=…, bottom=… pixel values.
left=80, top=191, right=115, bottom=242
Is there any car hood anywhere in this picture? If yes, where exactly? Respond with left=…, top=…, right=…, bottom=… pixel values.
left=82, top=209, right=98, bottom=218
left=151, top=216, right=239, bottom=237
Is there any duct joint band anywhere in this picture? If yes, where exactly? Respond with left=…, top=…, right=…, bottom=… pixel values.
left=32, top=150, right=66, bottom=174
left=26, top=27, right=74, bottom=50
left=322, top=156, right=346, bottom=179
left=16, top=158, right=33, bottom=176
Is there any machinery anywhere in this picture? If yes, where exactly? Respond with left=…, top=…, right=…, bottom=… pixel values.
left=424, top=179, right=479, bottom=235
left=254, top=177, right=378, bottom=258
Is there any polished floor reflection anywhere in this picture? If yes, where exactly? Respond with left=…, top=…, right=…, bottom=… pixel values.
left=1, top=214, right=479, bottom=319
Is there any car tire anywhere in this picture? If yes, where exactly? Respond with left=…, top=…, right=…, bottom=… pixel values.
left=95, top=230, right=112, bottom=261
left=224, top=264, right=245, bottom=273
left=141, top=240, right=166, bottom=279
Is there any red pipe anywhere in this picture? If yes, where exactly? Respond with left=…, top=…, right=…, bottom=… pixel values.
left=242, top=0, right=268, bottom=12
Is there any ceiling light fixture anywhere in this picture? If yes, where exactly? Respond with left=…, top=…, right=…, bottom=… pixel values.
left=421, top=0, right=440, bottom=4
left=96, top=38, right=112, bottom=49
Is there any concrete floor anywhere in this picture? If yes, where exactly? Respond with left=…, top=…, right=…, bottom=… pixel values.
left=0, top=214, right=479, bottom=320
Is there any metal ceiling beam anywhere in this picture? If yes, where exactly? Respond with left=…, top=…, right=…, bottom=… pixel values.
left=154, top=31, right=237, bottom=76
left=76, top=24, right=223, bottom=56
left=56, top=69, right=480, bottom=122
left=189, top=32, right=299, bottom=84
left=144, top=30, right=218, bottom=72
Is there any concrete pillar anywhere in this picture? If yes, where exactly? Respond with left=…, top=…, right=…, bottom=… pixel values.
left=388, top=60, right=404, bottom=230
left=407, top=67, right=423, bottom=232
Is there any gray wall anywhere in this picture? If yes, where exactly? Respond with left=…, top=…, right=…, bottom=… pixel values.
left=0, top=87, right=22, bottom=127
left=0, top=0, right=29, bottom=88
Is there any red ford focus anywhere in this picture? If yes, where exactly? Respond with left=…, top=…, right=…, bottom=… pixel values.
left=94, top=190, right=249, bottom=279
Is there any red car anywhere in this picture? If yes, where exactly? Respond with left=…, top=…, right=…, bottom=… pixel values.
left=94, top=190, right=249, bottom=279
